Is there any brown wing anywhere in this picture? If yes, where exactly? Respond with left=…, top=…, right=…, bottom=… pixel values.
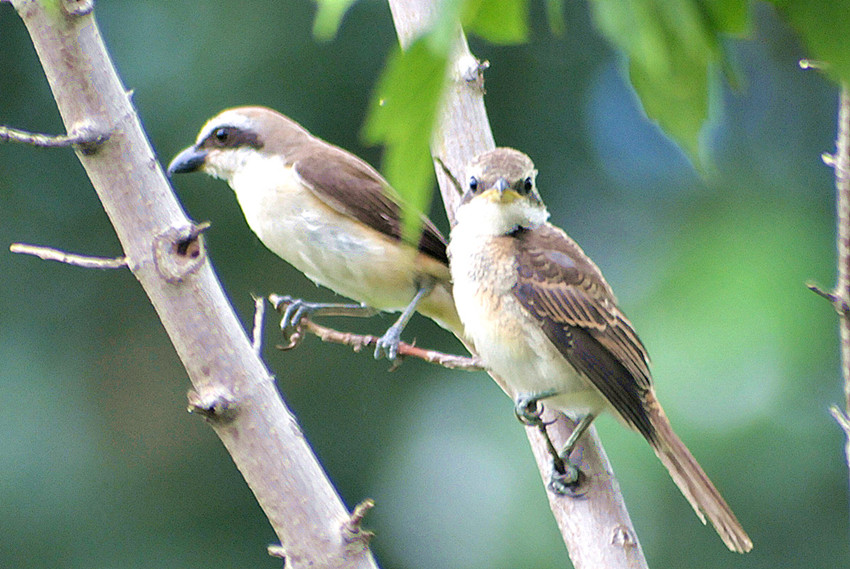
left=292, top=145, right=449, bottom=266
left=510, top=223, right=655, bottom=441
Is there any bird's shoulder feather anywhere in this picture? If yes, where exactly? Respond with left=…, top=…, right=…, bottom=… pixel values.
left=510, top=223, right=655, bottom=439
left=292, top=144, right=449, bottom=265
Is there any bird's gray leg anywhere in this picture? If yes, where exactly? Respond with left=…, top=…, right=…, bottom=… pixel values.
left=373, top=280, right=434, bottom=362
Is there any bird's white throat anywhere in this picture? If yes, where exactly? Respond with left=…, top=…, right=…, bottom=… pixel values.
left=454, top=195, right=550, bottom=238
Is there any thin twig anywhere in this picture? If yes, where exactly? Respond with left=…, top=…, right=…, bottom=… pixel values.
left=0, top=124, right=107, bottom=148
left=269, top=295, right=483, bottom=371
left=341, top=499, right=376, bottom=545
left=831, top=406, right=850, bottom=437
left=10, top=242, right=127, bottom=269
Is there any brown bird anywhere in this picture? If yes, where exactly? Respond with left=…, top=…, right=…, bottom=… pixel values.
left=448, top=147, right=752, bottom=553
left=168, top=106, right=462, bottom=359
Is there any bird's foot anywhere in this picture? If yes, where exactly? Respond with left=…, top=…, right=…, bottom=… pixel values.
left=275, top=296, right=327, bottom=349
left=513, top=390, right=559, bottom=428
left=374, top=324, right=403, bottom=363
left=548, top=458, right=586, bottom=496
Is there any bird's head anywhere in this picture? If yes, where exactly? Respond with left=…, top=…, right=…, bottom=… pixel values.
left=167, top=106, right=311, bottom=183
left=455, top=147, right=549, bottom=235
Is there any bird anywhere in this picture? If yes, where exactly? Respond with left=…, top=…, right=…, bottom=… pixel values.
left=167, top=106, right=462, bottom=360
left=447, top=147, right=752, bottom=553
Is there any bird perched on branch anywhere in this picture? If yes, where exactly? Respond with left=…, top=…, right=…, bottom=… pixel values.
left=447, top=147, right=752, bottom=553
left=168, top=106, right=461, bottom=360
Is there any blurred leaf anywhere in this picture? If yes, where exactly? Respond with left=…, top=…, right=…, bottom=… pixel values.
left=545, top=0, right=566, bottom=36
left=364, top=40, right=449, bottom=243
left=312, top=0, right=357, bottom=40
left=587, top=0, right=750, bottom=163
left=704, top=0, right=751, bottom=35
left=462, top=0, right=529, bottom=44
left=769, top=0, right=850, bottom=85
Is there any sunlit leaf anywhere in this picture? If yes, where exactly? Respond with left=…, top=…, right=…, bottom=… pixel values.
left=364, top=40, right=449, bottom=243
left=312, top=0, right=358, bottom=41
left=462, top=0, right=529, bottom=44
left=587, top=0, right=750, bottom=165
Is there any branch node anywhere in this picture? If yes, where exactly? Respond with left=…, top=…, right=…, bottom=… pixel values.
left=9, top=242, right=127, bottom=269
left=452, top=52, right=488, bottom=93
left=799, top=59, right=828, bottom=71
left=71, top=119, right=109, bottom=155
left=252, top=294, right=266, bottom=355
left=822, top=152, right=837, bottom=168
left=187, top=387, right=236, bottom=422
left=830, top=405, right=850, bottom=435
left=153, top=222, right=210, bottom=283
left=61, top=0, right=94, bottom=17
left=611, top=524, right=639, bottom=548
left=341, top=499, right=376, bottom=547
left=267, top=544, right=287, bottom=561
left=807, top=282, right=850, bottom=315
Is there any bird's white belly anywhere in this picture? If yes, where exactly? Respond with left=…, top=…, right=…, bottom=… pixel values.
left=230, top=165, right=418, bottom=311
left=450, top=234, right=605, bottom=415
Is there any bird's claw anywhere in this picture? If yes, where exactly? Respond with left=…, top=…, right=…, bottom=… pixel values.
left=276, top=296, right=318, bottom=349
left=515, top=397, right=545, bottom=427
left=514, top=390, right=561, bottom=427
left=374, top=326, right=402, bottom=363
left=548, top=460, right=586, bottom=496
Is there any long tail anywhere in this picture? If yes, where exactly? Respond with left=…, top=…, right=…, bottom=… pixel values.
left=647, top=394, right=753, bottom=553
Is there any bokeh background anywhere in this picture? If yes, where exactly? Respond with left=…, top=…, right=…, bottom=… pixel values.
left=1, top=1, right=847, bottom=568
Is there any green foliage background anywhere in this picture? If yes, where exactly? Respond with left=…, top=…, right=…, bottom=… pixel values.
left=1, top=1, right=847, bottom=567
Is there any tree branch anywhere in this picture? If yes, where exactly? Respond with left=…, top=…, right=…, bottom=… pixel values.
left=268, top=294, right=484, bottom=371
left=813, top=84, right=850, bottom=475
left=0, top=122, right=108, bottom=149
left=9, top=2, right=377, bottom=567
left=386, top=1, right=648, bottom=567
left=10, top=242, right=128, bottom=269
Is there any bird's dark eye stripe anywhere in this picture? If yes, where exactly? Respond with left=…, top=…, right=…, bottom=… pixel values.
left=201, top=126, right=263, bottom=150
left=515, top=176, right=534, bottom=194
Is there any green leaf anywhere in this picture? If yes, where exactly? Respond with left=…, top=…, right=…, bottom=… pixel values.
left=462, top=0, right=530, bottom=44
left=704, top=0, right=751, bottom=36
left=312, top=0, right=358, bottom=41
left=769, top=0, right=850, bottom=86
left=587, top=0, right=750, bottom=164
left=364, top=40, right=449, bottom=244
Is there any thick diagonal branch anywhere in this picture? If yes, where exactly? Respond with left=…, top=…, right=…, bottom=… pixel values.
left=9, top=2, right=377, bottom=568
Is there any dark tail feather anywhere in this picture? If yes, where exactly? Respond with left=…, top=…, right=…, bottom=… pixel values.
left=647, top=395, right=753, bottom=553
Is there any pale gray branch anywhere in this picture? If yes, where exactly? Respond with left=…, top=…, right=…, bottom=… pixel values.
left=0, top=122, right=107, bottom=150
left=9, top=2, right=377, bottom=568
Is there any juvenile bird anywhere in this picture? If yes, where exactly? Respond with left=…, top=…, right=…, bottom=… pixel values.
left=448, top=147, right=752, bottom=553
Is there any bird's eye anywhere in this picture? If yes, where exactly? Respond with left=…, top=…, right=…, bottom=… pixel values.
left=523, top=177, right=533, bottom=193
left=213, top=127, right=230, bottom=144
left=469, top=176, right=479, bottom=191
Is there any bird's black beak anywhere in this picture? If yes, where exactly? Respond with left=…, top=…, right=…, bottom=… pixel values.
left=493, top=177, right=509, bottom=195
left=167, top=146, right=208, bottom=178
